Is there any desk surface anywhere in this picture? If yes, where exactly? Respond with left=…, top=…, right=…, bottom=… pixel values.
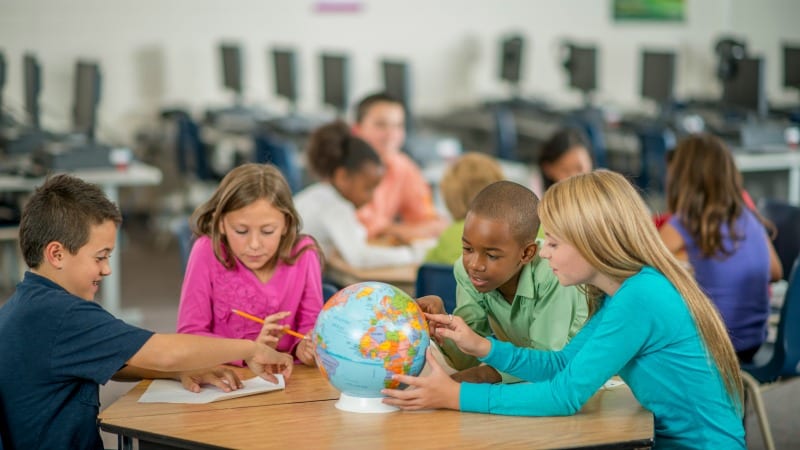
left=325, top=251, right=418, bottom=296
left=99, top=366, right=654, bottom=450
left=0, top=161, right=163, bottom=191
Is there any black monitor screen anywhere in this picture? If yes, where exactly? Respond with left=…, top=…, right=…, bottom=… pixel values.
left=500, top=35, right=524, bottom=84
left=24, top=53, right=41, bottom=128
left=641, top=50, right=675, bottom=103
left=73, top=61, right=101, bottom=138
left=567, top=44, right=597, bottom=92
left=322, top=54, right=348, bottom=112
left=382, top=60, right=410, bottom=108
left=220, top=44, right=243, bottom=95
left=784, top=45, right=800, bottom=88
left=0, top=52, right=6, bottom=92
left=722, top=57, right=766, bottom=117
left=272, top=49, right=297, bottom=104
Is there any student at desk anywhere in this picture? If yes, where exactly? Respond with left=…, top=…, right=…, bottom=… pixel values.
left=294, top=121, right=426, bottom=269
left=353, top=92, right=447, bottom=243
left=0, top=175, right=293, bottom=450
left=385, top=171, right=746, bottom=449
left=424, top=152, right=505, bottom=265
left=177, top=164, right=322, bottom=366
left=418, top=181, right=588, bottom=384
left=659, top=134, right=782, bottom=362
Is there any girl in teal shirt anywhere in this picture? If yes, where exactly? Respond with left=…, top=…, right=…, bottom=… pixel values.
left=383, top=170, right=745, bottom=449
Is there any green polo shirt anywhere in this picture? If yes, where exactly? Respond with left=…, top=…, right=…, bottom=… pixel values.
left=443, top=255, right=588, bottom=383
left=424, top=220, right=464, bottom=265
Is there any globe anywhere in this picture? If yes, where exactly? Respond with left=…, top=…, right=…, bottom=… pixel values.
left=312, top=281, right=430, bottom=413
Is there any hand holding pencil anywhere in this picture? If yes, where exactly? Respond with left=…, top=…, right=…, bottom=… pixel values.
left=232, top=309, right=306, bottom=346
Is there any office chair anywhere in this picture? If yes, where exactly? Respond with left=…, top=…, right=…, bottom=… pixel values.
left=740, top=256, right=800, bottom=450
left=322, top=282, right=340, bottom=303
left=414, top=264, right=457, bottom=313
left=170, top=110, right=216, bottom=182
left=253, top=132, right=302, bottom=193
left=635, top=125, right=675, bottom=193
left=492, top=105, right=518, bottom=161
left=758, top=199, right=800, bottom=281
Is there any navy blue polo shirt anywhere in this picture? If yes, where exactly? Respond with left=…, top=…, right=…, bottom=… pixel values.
left=0, top=272, right=154, bottom=449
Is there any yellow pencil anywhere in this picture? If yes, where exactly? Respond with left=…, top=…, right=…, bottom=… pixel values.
left=231, top=309, right=306, bottom=339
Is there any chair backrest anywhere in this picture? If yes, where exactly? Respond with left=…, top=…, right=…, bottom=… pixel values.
left=492, top=106, right=517, bottom=161
left=253, top=132, right=302, bottom=193
left=415, top=264, right=457, bottom=313
left=564, top=107, right=607, bottom=168
left=758, top=198, right=800, bottom=281
left=774, top=257, right=800, bottom=377
left=322, top=282, right=339, bottom=303
left=174, top=112, right=215, bottom=181
left=175, top=218, right=194, bottom=271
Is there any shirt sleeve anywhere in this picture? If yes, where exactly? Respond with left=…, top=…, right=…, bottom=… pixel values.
left=395, top=155, right=438, bottom=224
left=50, top=300, right=154, bottom=384
left=529, top=264, right=589, bottom=349
left=176, top=238, right=218, bottom=337
left=460, top=283, right=653, bottom=416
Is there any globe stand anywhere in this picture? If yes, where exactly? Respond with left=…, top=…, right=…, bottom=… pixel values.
left=335, top=393, right=399, bottom=413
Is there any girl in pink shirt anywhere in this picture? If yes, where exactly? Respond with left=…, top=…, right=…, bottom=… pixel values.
left=177, top=163, right=323, bottom=366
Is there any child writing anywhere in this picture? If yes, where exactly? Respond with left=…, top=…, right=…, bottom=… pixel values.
left=177, top=163, right=322, bottom=366
left=424, top=152, right=505, bottom=265
left=385, top=170, right=745, bottom=449
left=417, top=181, right=588, bottom=384
left=0, top=174, right=293, bottom=449
left=353, top=92, right=447, bottom=243
left=295, top=121, right=424, bottom=268
left=659, top=133, right=782, bottom=362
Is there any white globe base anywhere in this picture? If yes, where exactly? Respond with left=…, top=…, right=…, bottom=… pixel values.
left=335, top=393, right=399, bottom=413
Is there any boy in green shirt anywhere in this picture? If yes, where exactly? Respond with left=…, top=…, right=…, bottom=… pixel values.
left=418, top=181, right=588, bottom=383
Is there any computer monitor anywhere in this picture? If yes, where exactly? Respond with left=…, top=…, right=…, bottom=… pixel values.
left=321, top=53, right=349, bottom=114
left=272, top=48, right=298, bottom=111
left=783, top=45, right=800, bottom=89
left=641, top=50, right=675, bottom=105
left=23, top=53, right=41, bottom=128
left=564, top=44, right=597, bottom=94
left=0, top=52, right=6, bottom=121
left=382, top=60, right=410, bottom=109
left=499, top=35, right=524, bottom=86
left=73, top=61, right=101, bottom=139
left=220, top=43, right=243, bottom=99
left=721, top=56, right=767, bottom=118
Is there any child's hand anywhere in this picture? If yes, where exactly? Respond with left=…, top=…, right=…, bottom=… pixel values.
left=416, top=296, right=445, bottom=337
left=256, top=311, right=292, bottom=348
left=179, top=366, right=243, bottom=393
left=425, top=313, right=491, bottom=358
left=295, top=338, right=316, bottom=366
left=246, top=343, right=294, bottom=384
left=382, top=347, right=460, bottom=411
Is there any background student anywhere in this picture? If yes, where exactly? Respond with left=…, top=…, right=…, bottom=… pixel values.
left=536, top=127, right=593, bottom=194
left=0, top=174, right=293, bottom=449
left=353, top=92, right=447, bottom=243
left=659, top=133, right=782, bottom=362
left=418, top=181, right=588, bottom=384
left=385, top=171, right=745, bottom=449
left=295, top=121, right=424, bottom=268
left=177, top=163, right=322, bottom=366
left=424, top=152, right=505, bottom=265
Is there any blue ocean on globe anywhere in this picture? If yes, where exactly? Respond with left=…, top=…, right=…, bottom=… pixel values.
left=312, top=281, right=430, bottom=398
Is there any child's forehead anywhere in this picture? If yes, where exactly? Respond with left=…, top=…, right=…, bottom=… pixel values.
left=464, top=214, right=522, bottom=245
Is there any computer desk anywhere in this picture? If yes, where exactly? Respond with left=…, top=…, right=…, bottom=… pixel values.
left=733, top=148, right=800, bottom=205
left=0, top=162, right=163, bottom=322
left=99, top=365, right=654, bottom=450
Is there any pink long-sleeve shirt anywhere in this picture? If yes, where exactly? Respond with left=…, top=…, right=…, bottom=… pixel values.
left=176, top=235, right=323, bottom=358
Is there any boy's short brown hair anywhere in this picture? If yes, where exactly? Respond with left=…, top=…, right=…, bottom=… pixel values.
left=468, top=180, right=540, bottom=245
left=19, top=174, right=122, bottom=268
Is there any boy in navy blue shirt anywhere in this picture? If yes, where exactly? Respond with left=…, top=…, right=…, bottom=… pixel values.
left=0, top=174, right=294, bottom=449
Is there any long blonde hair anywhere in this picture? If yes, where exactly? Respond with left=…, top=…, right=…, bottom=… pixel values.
left=538, top=170, right=742, bottom=407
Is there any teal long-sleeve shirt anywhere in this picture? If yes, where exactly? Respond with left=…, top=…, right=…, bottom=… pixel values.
left=460, top=267, right=745, bottom=449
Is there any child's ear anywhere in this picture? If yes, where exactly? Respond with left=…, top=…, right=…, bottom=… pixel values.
left=521, top=242, right=538, bottom=263
left=43, top=241, right=65, bottom=269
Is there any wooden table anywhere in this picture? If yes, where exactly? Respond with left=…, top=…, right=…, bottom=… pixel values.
left=99, top=366, right=654, bottom=450
left=324, top=251, right=418, bottom=296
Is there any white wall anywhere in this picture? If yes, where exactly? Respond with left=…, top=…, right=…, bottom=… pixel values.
left=1, top=0, right=798, bottom=144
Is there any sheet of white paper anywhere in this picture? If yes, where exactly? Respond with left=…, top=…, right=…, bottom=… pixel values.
left=138, top=375, right=285, bottom=404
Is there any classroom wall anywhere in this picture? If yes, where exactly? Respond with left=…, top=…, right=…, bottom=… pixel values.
left=1, top=0, right=798, bottom=144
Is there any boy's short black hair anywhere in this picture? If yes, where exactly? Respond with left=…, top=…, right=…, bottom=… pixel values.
left=353, top=92, right=403, bottom=123
left=19, top=174, right=122, bottom=268
left=468, top=180, right=540, bottom=245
